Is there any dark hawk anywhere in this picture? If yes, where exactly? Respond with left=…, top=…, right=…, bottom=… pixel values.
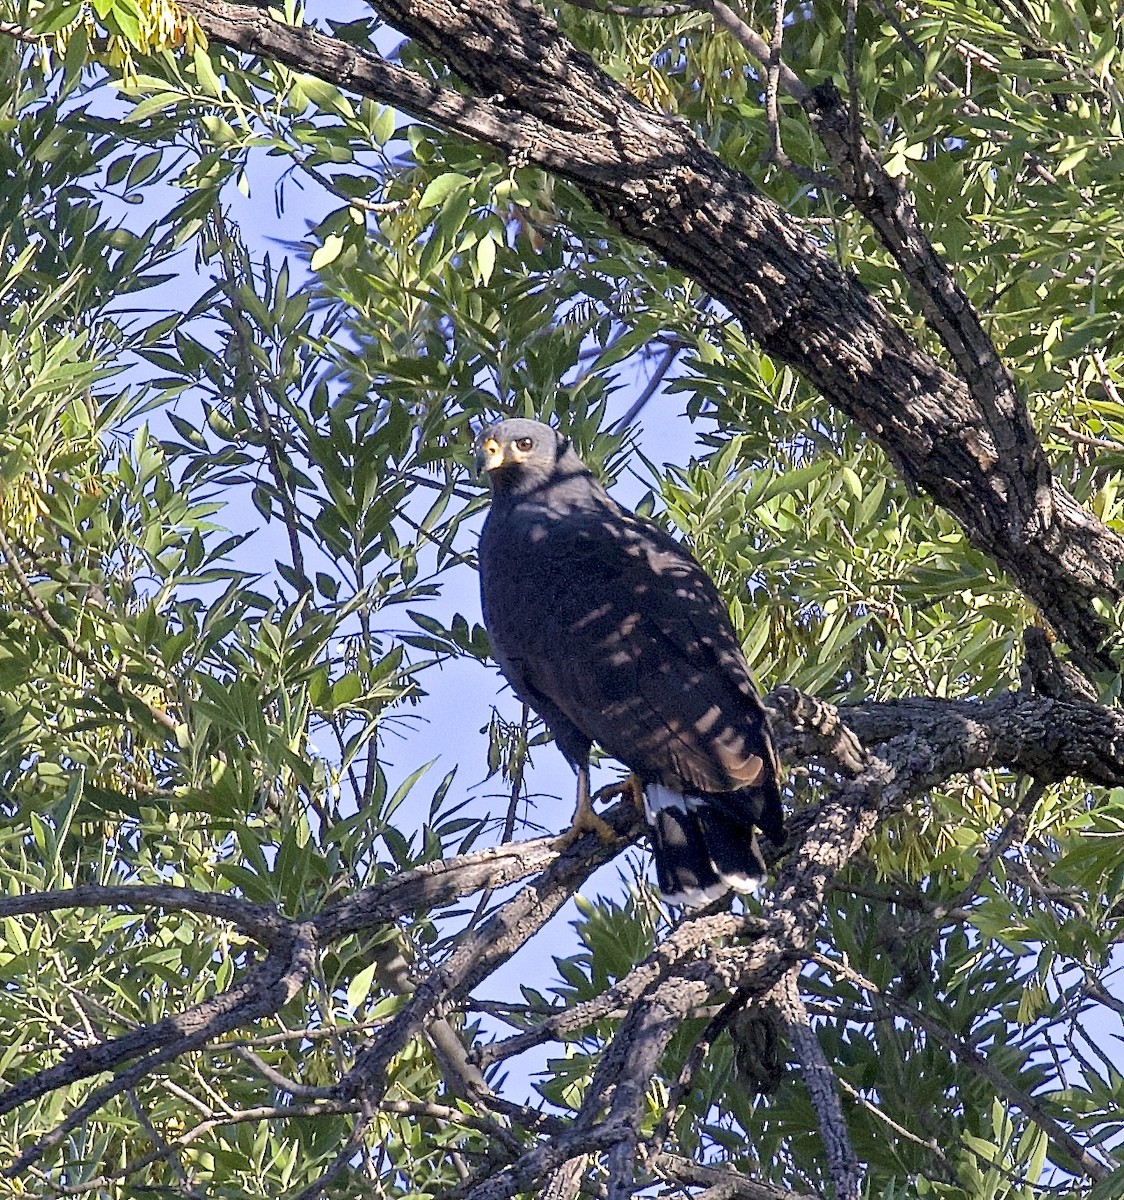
left=475, top=418, right=783, bottom=907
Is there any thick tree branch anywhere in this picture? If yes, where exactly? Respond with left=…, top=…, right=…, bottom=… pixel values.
left=3, top=681, right=1123, bottom=1181
left=175, top=0, right=1124, bottom=671
left=314, top=828, right=584, bottom=939
left=540, top=1156, right=589, bottom=1200
left=0, top=882, right=285, bottom=940
left=474, top=909, right=752, bottom=1065
left=700, top=0, right=1053, bottom=549
left=833, top=691, right=1124, bottom=786
left=0, top=828, right=626, bottom=1157
left=339, top=804, right=638, bottom=1102
left=509, top=679, right=1121, bottom=1192
left=441, top=1124, right=630, bottom=1200
left=554, top=746, right=887, bottom=1197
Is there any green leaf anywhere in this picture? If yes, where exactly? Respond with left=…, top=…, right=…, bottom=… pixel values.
left=476, top=233, right=497, bottom=285
left=311, top=234, right=345, bottom=271
left=418, top=172, right=471, bottom=209
left=346, top=961, right=379, bottom=1011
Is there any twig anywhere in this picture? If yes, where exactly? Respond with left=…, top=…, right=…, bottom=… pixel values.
left=211, top=205, right=313, bottom=596
left=340, top=802, right=640, bottom=1102
left=214, top=1016, right=393, bottom=1050
left=652, top=1153, right=820, bottom=1200
left=1084, top=980, right=1124, bottom=1020
left=614, top=337, right=685, bottom=429
left=8, top=924, right=317, bottom=1174
left=836, top=1075, right=946, bottom=1159
left=764, top=0, right=786, bottom=167
left=0, top=19, right=41, bottom=42
left=125, top=1088, right=192, bottom=1189
left=1092, top=349, right=1124, bottom=410
left=288, top=1101, right=376, bottom=1200
left=373, top=935, right=492, bottom=1102
left=868, top=0, right=1058, bottom=187
left=233, top=1046, right=336, bottom=1099
left=475, top=910, right=753, bottom=1066
left=1053, top=422, right=1124, bottom=455
left=0, top=882, right=285, bottom=940
left=933, top=777, right=1047, bottom=918
left=459, top=704, right=532, bottom=940
left=612, top=295, right=713, bottom=431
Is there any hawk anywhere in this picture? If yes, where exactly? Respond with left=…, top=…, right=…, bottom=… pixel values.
left=475, top=418, right=783, bottom=906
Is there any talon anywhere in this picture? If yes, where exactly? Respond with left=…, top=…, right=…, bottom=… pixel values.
left=593, top=772, right=643, bottom=812
left=555, top=806, right=617, bottom=848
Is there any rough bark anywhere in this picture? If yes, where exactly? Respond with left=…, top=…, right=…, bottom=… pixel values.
left=774, top=969, right=861, bottom=1200
left=6, top=3, right=1124, bottom=1187
left=181, top=0, right=1124, bottom=672
left=2, top=684, right=1117, bottom=1190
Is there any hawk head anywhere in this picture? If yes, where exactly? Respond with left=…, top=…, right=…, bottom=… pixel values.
left=475, top=419, right=572, bottom=493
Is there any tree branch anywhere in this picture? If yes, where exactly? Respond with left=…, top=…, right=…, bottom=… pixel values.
left=169, top=0, right=1124, bottom=669
left=5, top=679, right=1124, bottom=1182
left=774, top=969, right=860, bottom=1200
left=0, top=882, right=285, bottom=940
left=313, top=826, right=604, bottom=940
left=7, top=923, right=317, bottom=1174
left=701, top=0, right=1050, bottom=552
left=339, top=804, right=638, bottom=1102
left=653, top=1153, right=822, bottom=1200
left=474, top=909, right=752, bottom=1065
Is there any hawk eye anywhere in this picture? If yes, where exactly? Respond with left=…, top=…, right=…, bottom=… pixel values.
left=514, top=437, right=534, bottom=451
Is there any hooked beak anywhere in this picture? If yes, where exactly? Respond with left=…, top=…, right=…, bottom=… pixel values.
left=475, top=436, right=505, bottom=476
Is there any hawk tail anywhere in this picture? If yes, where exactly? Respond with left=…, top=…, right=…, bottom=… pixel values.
left=644, top=783, right=771, bottom=908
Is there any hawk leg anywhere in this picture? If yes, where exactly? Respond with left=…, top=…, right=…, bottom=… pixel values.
left=555, top=764, right=617, bottom=847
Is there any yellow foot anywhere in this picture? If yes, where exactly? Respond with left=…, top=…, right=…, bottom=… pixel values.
left=554, top=807, right=617, bottom=849
left=593, top=773, right=643, bottom=811
left=554, top=775, right=620, bottom=848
